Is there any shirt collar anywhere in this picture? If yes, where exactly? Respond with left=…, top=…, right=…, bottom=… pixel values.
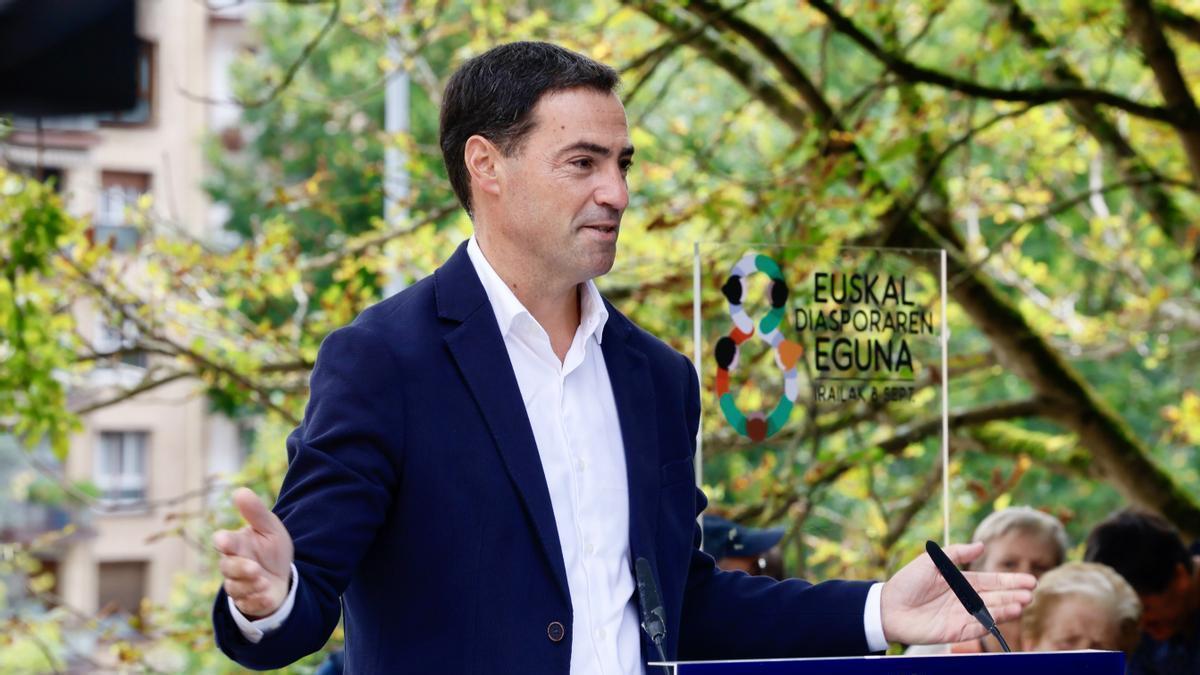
left=466, top=236, right=609, bottom=344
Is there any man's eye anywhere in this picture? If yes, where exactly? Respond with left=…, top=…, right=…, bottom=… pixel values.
left=619, top=161, right=633, bottom=174
left=571, top=158, right=593, bottom=169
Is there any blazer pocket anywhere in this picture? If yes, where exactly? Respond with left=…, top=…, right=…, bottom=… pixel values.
left=659, top=457, right=695, bottom=487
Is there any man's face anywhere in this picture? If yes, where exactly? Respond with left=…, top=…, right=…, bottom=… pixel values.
left=1138, top=563, right=1196, bottom=641
left=977, top=528, right=1060, bottom=578
left=493, top=87, right=632, bottom=287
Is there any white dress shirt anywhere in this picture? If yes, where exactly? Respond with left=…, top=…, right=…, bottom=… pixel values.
left=464, top=236, right=644, bottom=675
left=230, top=236, right=888, bottom=663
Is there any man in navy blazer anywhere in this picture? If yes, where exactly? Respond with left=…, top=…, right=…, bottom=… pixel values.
left=212, top=42, right=1034, bottom=673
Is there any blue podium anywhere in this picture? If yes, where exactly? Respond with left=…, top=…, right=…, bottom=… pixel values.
left=650, top=651, right=1124, bottom=674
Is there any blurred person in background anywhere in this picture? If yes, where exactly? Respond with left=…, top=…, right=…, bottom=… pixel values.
left=1087, top=509, right=1200, bottom=674
left=701, top=516, right=786, bottom=579
left=907, top=506, right=1068, bottom=654
left=1021, top=562, right=1141, bottom=653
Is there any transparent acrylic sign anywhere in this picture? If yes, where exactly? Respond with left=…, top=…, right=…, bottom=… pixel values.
left=692, top=243, right=951, bottom=542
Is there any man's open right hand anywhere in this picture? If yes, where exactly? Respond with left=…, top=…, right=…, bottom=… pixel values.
left=213, top=487, right=294, bottom=619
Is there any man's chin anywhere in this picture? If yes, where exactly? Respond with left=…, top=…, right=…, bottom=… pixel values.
left=575, top=248, right=617, bottom=282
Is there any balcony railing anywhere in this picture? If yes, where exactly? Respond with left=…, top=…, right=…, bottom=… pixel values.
left=10, top=115, right=100, bottom=132
left=0, top=502, right=78, bottom=545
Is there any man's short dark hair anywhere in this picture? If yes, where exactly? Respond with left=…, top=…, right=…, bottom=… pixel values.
left=438, top=41, right=619, bottom=216
left=1084, top=508, right=1194, bottom=595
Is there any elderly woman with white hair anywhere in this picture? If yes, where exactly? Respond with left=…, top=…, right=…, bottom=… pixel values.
left=907, top=506, right=1068, bottom=654
left=1022, top=562, right=1142, bottom=653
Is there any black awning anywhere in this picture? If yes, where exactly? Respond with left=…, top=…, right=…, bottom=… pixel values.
left=0, top=0, right=137, bottom=116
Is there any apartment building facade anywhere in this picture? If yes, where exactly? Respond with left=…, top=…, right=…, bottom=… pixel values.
left=1, top=0, right=253, bottom=620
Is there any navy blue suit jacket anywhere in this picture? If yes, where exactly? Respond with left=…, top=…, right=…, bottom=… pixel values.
left=213, top=242, right=876, bottom=672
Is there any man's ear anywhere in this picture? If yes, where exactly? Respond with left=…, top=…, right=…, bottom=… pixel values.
left=464, top=135, right=502, bottom=200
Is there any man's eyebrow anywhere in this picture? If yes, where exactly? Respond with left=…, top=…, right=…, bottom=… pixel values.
left=557, top=141, right=636, bottom=159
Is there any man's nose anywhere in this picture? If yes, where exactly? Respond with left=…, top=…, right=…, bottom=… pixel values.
left=594, top=165, right=629, bottom=212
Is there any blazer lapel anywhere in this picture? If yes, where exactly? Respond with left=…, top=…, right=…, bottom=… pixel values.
left=436, top=243, right=570, bottom=603
left=601, top=307, right=660, bottom=569
left=602, top=307, right=666, bottom=664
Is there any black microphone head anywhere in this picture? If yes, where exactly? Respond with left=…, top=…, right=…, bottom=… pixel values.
left=925, top=540, right=985, bottom=615
left=926, top=541, right=1014, bottom=651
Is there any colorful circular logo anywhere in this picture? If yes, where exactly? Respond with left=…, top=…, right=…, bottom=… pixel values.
left=713, top=253, right=803, bottom=442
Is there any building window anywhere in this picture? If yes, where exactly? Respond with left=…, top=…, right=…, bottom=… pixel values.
left=94, top=312, right=146, bottom=368
left=97, top=41, right=154, bottom=127
left=39, top=167, right=64, bottom=193
left=97, top=561, right=148, bottom=616
left=96, top=431, right=148, bottom=506
left=94, top=170, right=150, bottom=252
left=11, top=164, right=64, bottom=193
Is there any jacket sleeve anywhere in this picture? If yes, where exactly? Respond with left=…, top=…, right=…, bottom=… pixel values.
left=212, top=324, right=403, bottom=670
left=675, top=355, right=878, bottom=660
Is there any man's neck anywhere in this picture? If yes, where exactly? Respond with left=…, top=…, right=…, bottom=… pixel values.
left=475, top=230, right=581, bottom=362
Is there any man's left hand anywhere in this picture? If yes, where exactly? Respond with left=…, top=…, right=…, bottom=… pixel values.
left=880, top=541, right=1036, bottom=646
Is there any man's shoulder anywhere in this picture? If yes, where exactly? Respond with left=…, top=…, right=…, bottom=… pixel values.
left=353, top=274, right=438, bottom=331
left=319, top=274, right=441, bottom=359
left=345, top=241, right=482, bottom=340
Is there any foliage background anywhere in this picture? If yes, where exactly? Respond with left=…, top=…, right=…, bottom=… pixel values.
left=2, top=0, right=1199, bottom=670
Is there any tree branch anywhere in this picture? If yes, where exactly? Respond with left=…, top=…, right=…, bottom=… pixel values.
left=60, top=255, right=303, bottom=426
left=180, top=0, right=341, bottom=109
left=1156, top=1, right=1200, bottom=45
left=299, top=201, right=456, bottom=271
left=623, top=1, right=810, bottom=135
left=880, top=457, right=944, bottom=554
left=69, top=370, right=192, bottom=416
left=683, top=0, right=838, bottom=125
left=806, top=397, right=1045, bottom=485
left=992, top=0, right=1199, bottom=276
left=667, top=0, right=916, bottom=242
left=951, top=174, right=1185, bottom=288
left=805, top=0, right=1185, bottom=127
left=619, top=0, right=751, bottom=101
left=73, top=345, right=176, bottom=365
left=859, top=104, right=1036, bottom=249
left=1123, top=0, right=1200, bottom=186
left=964, top=422, right=1093, bottom=477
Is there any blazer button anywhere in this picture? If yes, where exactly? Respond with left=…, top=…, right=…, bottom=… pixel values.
left=547, top=621, right=565, bottom=643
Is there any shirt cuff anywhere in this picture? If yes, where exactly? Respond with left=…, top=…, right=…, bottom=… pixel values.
left=228, top=563, right=299, bottom=644
left=863, top=582, right=888, bottom=653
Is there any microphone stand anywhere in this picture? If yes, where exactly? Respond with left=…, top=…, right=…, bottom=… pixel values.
left=636, top=557, right=672, bottom=674
left=988, top=625, right=1012, bottom=653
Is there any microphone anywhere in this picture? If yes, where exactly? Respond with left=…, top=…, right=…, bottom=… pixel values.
left=925, top=540, right=1012, bottom=652
left=634, top=557, right=669, bottom=668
